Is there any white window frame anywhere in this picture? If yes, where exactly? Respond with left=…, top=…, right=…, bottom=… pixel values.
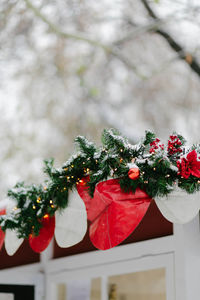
left=0, top=208, right=200, bottom=300
left=0, top=263, right=44, bottom=300
left=45, top=235, right=175, bottom=300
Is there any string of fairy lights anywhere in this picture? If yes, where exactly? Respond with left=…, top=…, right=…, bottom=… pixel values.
left=0, top=129, right=200, bottom=240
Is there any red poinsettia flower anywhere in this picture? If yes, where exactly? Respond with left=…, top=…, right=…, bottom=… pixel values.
left=177, top=150, right=200, bottom=179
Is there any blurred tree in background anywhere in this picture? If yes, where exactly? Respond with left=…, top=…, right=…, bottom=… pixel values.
left=0, top=0, right=200, bottom=194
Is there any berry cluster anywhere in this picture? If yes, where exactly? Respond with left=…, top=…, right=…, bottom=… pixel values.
left=149, top=138, right=164, bottom=153
left=167, top=135, right=182, bottom=156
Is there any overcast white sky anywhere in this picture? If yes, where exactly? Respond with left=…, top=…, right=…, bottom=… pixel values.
left=0, top=0, right=200, bottom=198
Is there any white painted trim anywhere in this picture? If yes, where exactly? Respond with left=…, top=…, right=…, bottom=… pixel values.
left=101, top=276, right=107, bottom=300
left=45, top=275, right=57, bottom=300
left=0, top=262, right=42, bottom=274
left=46, top=235, right=175, bottom=274
left=173, top=215, right=200, bottom=300
left=173, top=223, right=186, bottom=300
left=40, top=239, right=54, bottom=268
left=48, top=253, right=174, bottom=281
left=0, top=270, right=44, bottom=300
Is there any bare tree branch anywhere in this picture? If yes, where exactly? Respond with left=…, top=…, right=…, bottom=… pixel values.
left=141, top=0, right=200, bottom=78
left=24, top=0, right=146, bottom=79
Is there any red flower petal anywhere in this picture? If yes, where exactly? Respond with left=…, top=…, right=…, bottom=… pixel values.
left=177, top=152, right=200, bottom=179
left=190, top=167, right=200, bottom=178
left=187, top=150, right=197, bottom=163
left=191, top=160, right=200, bottom=169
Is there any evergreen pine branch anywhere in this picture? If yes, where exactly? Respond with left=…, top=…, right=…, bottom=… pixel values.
left=1, top=129, right=200, bottom=238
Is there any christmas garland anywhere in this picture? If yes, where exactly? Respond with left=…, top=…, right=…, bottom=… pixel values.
left=0, top=129, right=200, bottom=253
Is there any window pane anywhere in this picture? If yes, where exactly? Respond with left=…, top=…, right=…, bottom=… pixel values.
left=0, top=294, right=14, bottom=300
left=57, top=278, right=101, bottom=300
left=108, top=268, right=166, bottom=300
left=90, top=278, right=101, bottom=300
left=57, top=284, right=66, bottom=300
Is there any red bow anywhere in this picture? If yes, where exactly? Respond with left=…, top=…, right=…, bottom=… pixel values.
left=77, top=178, right=152, bottom=250
left=29, top=214, right=55, bottom=253
left=0, top=209, right=6, bottom=250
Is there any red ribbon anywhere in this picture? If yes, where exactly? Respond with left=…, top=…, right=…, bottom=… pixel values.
left=77, top=178, right=152, bottom=250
